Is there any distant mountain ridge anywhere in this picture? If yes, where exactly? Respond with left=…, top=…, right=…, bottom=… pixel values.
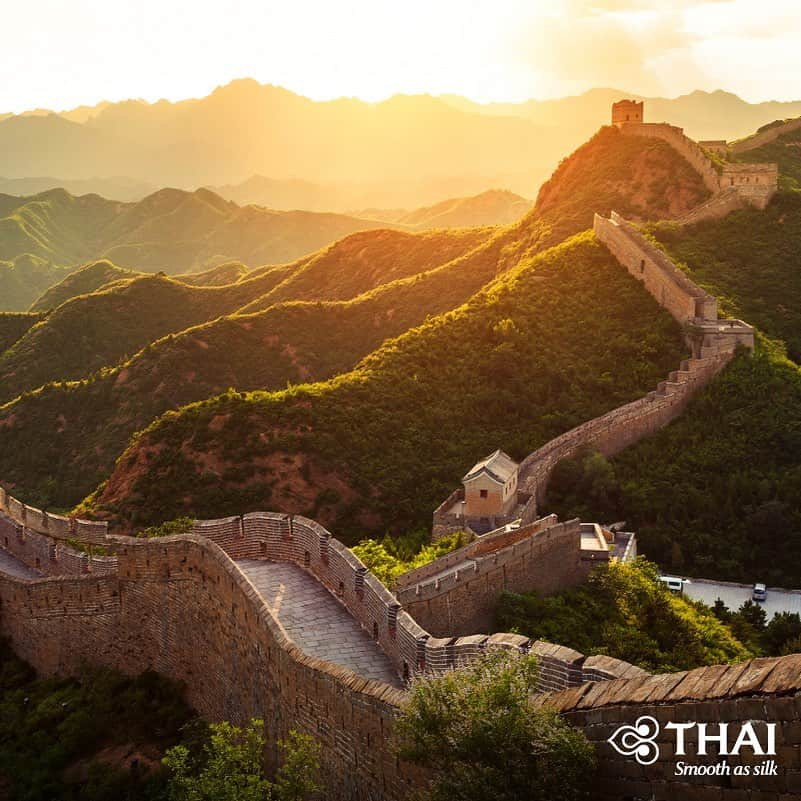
left=0, top=185, right=533, bottom=311
left=0, top=186, right=403, bottom=310
left=2, top=81, right=800, bottom=210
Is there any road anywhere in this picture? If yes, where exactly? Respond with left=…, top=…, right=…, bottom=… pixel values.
left=674, top=577, right=801, bottom=619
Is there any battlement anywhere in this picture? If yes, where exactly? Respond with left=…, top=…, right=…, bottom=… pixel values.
left=0, top=485, right=108, bottom=545
left=730, top=116, right=801, bottom=154
left=612, top=100, right=779, bottom=215
left=611, top=99, right=643, bottom=126
left=534, top=653, right=801, bottom=800
left=0, top=501, right=646, bottom=799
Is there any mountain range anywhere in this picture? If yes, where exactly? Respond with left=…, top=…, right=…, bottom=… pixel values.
left=0, top=186, right=529, bottom=311
left=3, top=81, right=801, bottom=209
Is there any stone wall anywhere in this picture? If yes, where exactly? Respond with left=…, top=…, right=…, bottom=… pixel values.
left=0, top=535, right=417, bottom=801
left=515, top=211, right=754, bottom=510
left=536, top=653, right=801, bottom=800
left=595, top=211, right=718, bottom=323
left=396, top=517, right=591, bottom=636
left=0, top=512, right=117, bottom=577
left=731, top=117, right=801, bottom=153
left=0, top=486, right=108, bottom=545
left=619, top=122, right=722, bottom=194
left=720, top=163, right=779, bottom=210
left=519, top=350, right=732, bottom=507
left=677, top=189, right=747, bottom=226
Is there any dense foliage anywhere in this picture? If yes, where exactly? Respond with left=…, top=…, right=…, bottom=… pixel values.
left=545, top=340, right=801, bottom=586
left=0, top=639, right=196, bottom=801
left=351, top=529, right=469, bottom=587
left=0, top=224, right=513, bottom=508
left=85, top=234, right=686, bottom=539
left=163, top=721, right=320, bottom=801
left=494, top=559, right=751, bottom=673
left=711, top=600, right=801, bottom=657
left=648, top=191, right=801, bottom=362
left=396, top=650, right=595, bottom=801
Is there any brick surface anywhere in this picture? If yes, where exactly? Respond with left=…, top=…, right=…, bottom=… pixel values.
left=0, top=547, right=40, bottom=579
left=238, top=559, right=401, bottom=687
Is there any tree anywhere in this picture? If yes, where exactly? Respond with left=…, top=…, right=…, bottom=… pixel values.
left=395, top=650, right=595, bottom=801
left=763, top=612, right=801, bottom=656
left=737, top=600, right=768, bottom=631
left=711, top=598, right=731, bottom=622
left=163, top=720, right=320, bottom=801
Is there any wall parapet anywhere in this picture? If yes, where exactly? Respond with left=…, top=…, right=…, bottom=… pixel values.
left=514, top=211, right=753, bottom=510
left=730, top=116, right=801, bottom=154
left=0, top=485, right=108, bottom=545
left=178, top=511, right=640, bottom=693
left=532, top=653, right=801, bottom=800
left=0, top=511, right=117, bottom=577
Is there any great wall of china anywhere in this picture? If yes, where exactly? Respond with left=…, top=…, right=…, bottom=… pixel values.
left=3, top=105, right=801, bottom=800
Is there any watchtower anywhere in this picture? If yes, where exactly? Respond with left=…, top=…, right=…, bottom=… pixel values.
left=612, top=99, right=643, bottom=126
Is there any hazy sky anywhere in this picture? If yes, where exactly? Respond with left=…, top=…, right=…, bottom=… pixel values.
left=3, top=0, right=800, bottom=113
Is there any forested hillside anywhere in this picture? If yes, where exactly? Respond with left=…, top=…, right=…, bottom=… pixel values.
left=84, top=233, right=686, bottom=538
left=545, top=149, right=801, bottom=586
left=0, top=186, right=406, bottom=310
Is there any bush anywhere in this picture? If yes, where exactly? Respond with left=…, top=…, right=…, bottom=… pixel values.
left=163, top=720, right=320, bottom=801
left=494, top=558, right=752, bottom=672
left=395, top=650, right=595, bottom=801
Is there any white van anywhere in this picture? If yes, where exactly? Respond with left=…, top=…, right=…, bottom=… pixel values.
left=659, top=575, right=687, bottom=594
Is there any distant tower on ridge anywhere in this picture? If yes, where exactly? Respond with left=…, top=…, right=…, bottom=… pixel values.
left=612, top=99, right=644, bottom=126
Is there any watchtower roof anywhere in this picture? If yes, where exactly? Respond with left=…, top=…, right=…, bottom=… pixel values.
left=462, top=449, right=518, bottom=484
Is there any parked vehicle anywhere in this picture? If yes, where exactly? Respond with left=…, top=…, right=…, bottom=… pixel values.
left=753, top=583, right=768, bottom=602
left=659, top=575, right=687, bottom=594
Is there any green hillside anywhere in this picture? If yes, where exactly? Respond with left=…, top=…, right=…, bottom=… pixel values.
left=0, top=312, right=44, bottom=354
left=734, top=123, right=801, bottom=190
left=0, top=254, right=70, bottom=312
left=29, top=259, right=136, bottom=311
left=30, top=259, right=251, bottom=312
left=84, top=233, right=686, bottom=538
left=235, top=227, right=490, bottom=312
left=648, top=192, right=801, bottom=362
left=543, top=155, right=801, bottom=587
left=0, top=268, right=293, bottom=403
left=0, top=229, right=485, bottom=403
left=546, top=339, right=801, bottom=587
left=0, top=224, right=530, bottom=508
left=0, top=186, right=409, bottom=311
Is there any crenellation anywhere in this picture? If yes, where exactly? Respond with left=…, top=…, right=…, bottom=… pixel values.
left=613, top=103, right=779, bottom=221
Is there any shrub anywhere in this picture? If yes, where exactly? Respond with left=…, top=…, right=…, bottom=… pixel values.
left=395, top=650, right=595, bottom=801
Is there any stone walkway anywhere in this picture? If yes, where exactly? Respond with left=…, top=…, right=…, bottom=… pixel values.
left=237, top=559, right=402, bottom=687
left=0, top=548, right=41, bottom=580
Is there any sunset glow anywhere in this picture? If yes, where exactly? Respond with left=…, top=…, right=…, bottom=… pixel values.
left=3, top=0, right=801, bottom=113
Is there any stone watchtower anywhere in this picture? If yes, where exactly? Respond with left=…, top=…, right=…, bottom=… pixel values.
left=612, top=99, right=643, bottom=126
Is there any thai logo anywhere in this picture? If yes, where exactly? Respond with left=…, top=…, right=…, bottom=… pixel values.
left=607, top=716, right=660, bottom=765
